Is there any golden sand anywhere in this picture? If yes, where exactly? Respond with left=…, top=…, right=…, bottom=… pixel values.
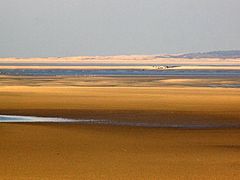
left=0, top=85, right=239, bottom=126
left=1, top=56, right=240, bottom=65
left=0, top=65, right=240, bottom=70
left=0, top=76, right=240, bottom=179
left=1, top=124, right=240, bottom=179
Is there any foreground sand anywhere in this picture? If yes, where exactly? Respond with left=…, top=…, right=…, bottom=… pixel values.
left=1, top=123, right=240, bottom=179
left=0, top=79, right=240, bottom=179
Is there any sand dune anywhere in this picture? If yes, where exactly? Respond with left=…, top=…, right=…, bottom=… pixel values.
left=0, top=65, right=157, bottom=70
left=0, top=65, right=240, bottom=70
left=1, top=56, right=240, bottom=65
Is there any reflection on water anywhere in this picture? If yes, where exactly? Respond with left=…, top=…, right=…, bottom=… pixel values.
left=1, top=115, right=239, bottom=129
left=0, top=115, right=102, bottom=123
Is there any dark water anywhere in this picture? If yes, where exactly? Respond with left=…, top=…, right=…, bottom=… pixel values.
left=1, top=69, right=240, bottom=77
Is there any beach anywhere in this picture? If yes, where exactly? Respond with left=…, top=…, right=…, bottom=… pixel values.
left=0, top=58, right=240, bottom=179
left=0, top=83, right=240, bottom=179
left=1, top=123, right=240, bottom=179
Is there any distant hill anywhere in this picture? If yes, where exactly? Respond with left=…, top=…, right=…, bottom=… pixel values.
left=157, top=50, right=240, bottom=59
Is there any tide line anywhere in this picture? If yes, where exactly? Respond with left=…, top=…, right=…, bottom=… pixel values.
left=1, top=115, right=239, bottom=129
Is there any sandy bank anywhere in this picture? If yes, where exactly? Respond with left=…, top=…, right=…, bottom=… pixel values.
left=0, top=86, right=239, bottom=126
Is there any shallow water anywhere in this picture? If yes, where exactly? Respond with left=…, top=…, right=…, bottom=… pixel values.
left=1, top=115, right=239, bottom=129
left=1, top=69, right=240, bottom=77
left=0, top=115, right=99, bottom=123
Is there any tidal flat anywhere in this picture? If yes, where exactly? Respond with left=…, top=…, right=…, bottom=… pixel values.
left=0, top=58, right=240, bottom=179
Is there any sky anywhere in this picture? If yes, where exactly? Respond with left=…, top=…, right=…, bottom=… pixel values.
left=0, top=0, right=240, bottom=57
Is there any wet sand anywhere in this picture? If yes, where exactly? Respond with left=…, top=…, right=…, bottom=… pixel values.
left=0, top=76, right=240, bottom=179
left=1, top=75, right=240, bottom=88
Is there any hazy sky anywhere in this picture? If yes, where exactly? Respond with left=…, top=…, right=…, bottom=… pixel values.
left=0, top=0, right=240, bottom=57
